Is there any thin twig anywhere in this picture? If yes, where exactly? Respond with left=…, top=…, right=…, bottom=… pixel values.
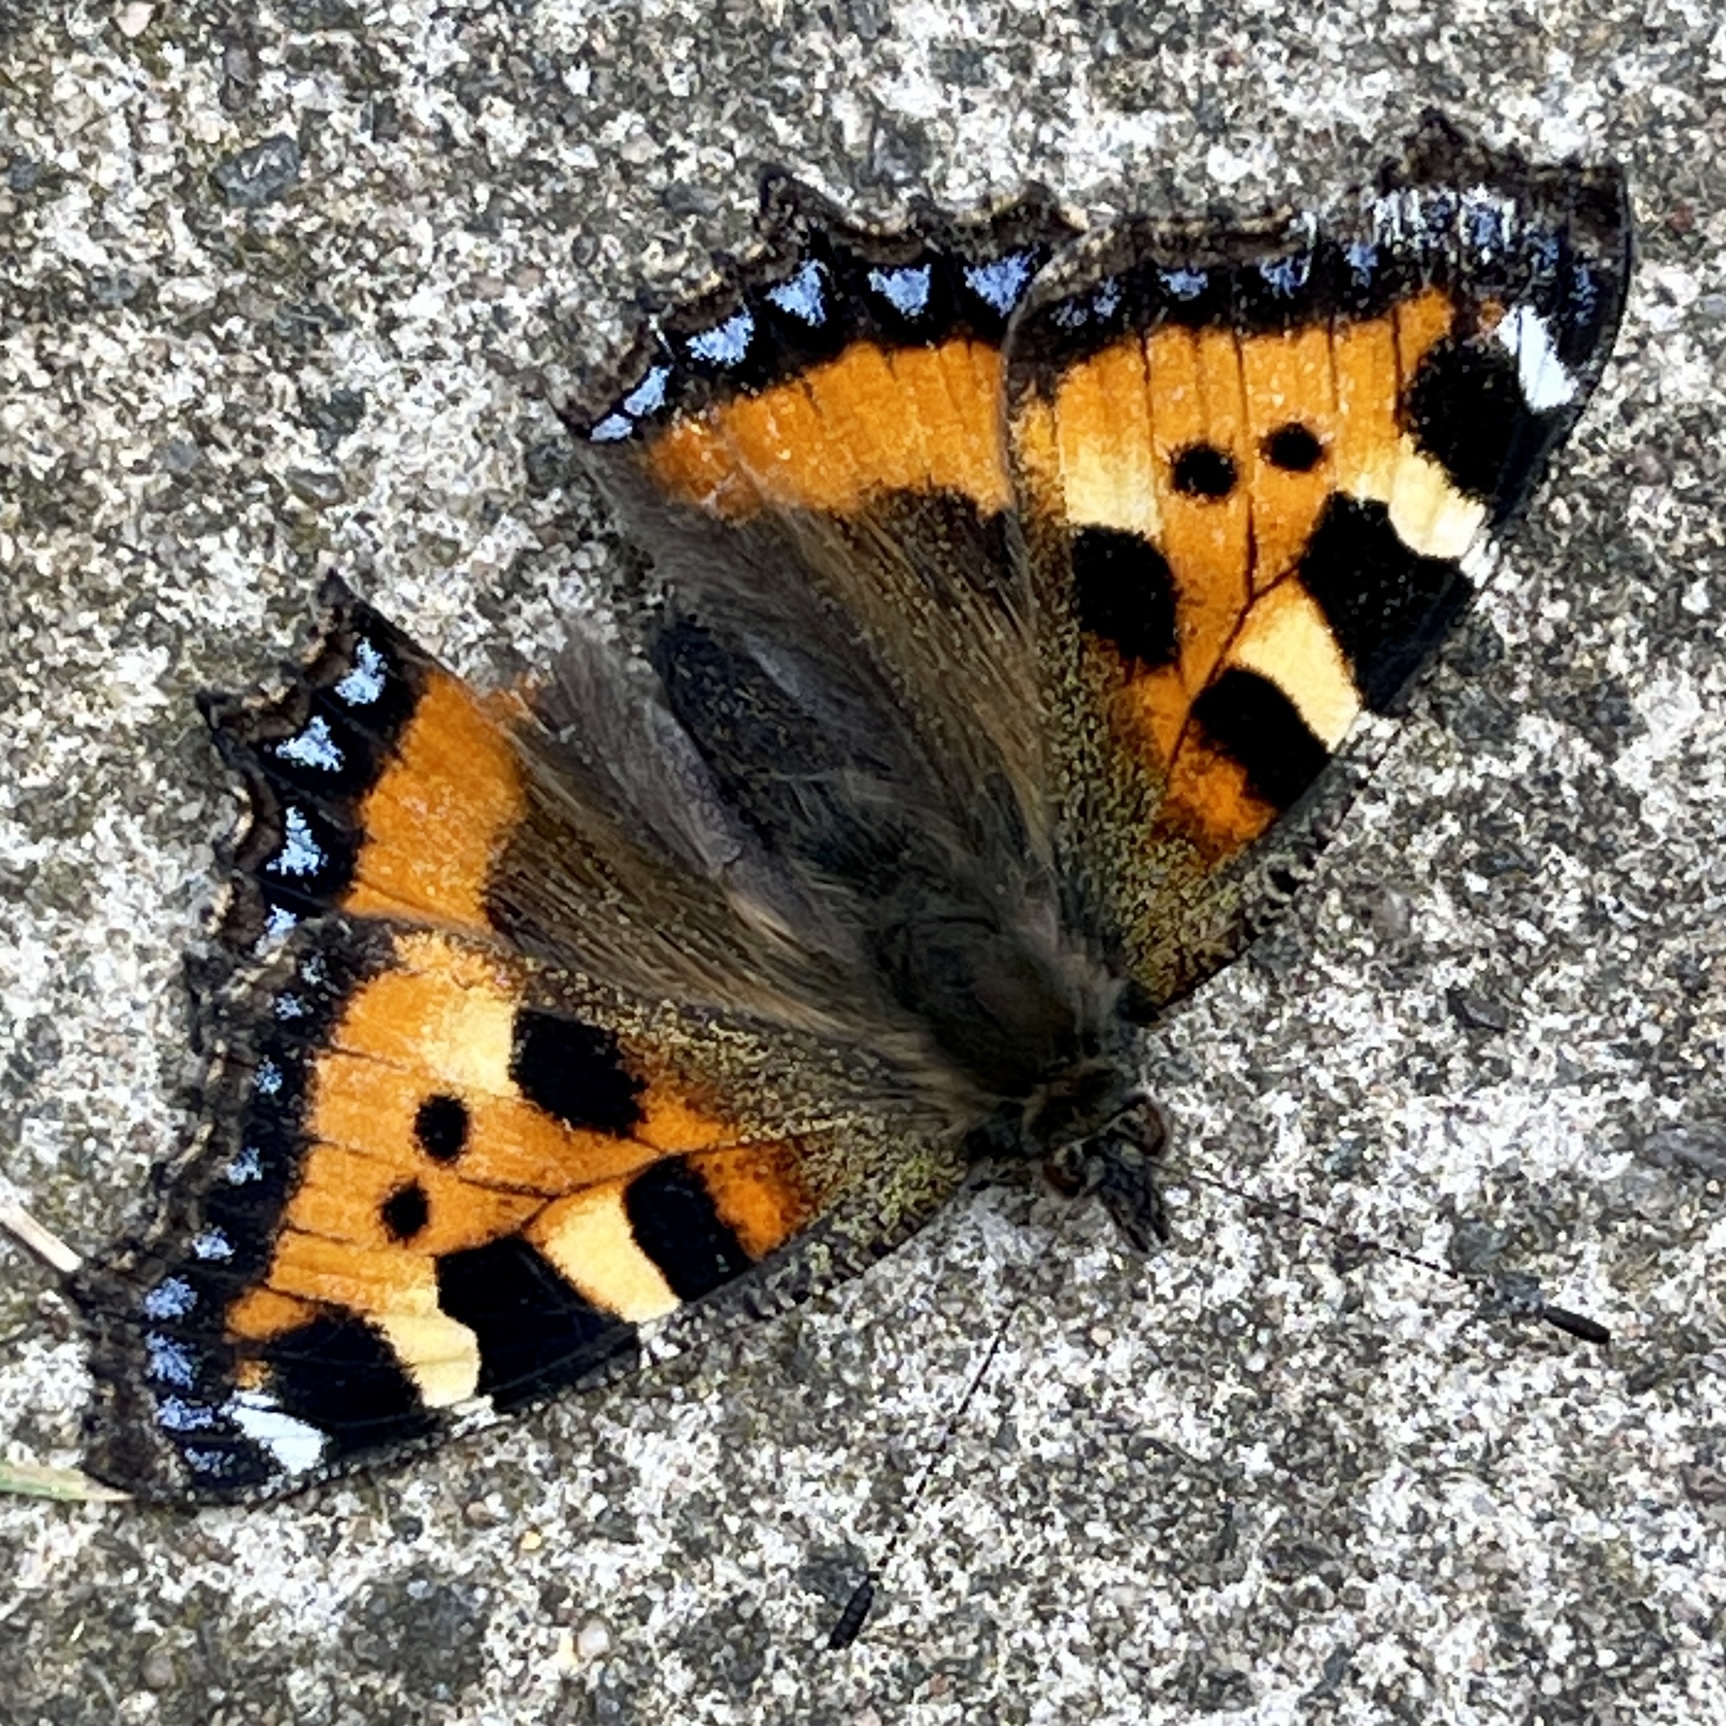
left=0, top=1204, right=82, bottom=1278
left=0, top=1461, right=129, bottom=1503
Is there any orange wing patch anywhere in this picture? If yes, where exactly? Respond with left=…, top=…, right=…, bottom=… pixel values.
left=216, top=586, right=528, bottom=946
left=224, top=929, right=815, bottom=1381
left=1014, top=287, right=1480, bottom=859
left=340, top=674, right=526, bottom=930
left=644, top=339, right=1012, bottom=520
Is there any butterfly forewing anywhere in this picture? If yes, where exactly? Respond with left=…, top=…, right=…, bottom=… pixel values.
left=74, top=598, right=966, bottom=1501
left=1002, top=119, right=1631, bottom=1009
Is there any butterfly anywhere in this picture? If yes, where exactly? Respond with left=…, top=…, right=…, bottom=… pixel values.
left=50, top=114, right=1628, bottom=1510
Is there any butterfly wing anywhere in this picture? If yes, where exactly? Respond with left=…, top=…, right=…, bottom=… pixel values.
left=1002, top=117, right=1631, bottom=1010
left=73, top=592, right=966, bottom=1500
left=568, top=179, right=1123, bottom=1104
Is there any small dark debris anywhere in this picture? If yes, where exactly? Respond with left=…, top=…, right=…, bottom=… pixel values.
left=213, top=135, right=302, bottom=208
left=1448, top=1218, right=1509, bottom=1274
left=1447, top=987, right=1511, bottom=1033
left=220, top=42, right=254, bottom=113
left=523, top=437, right=575, bottom=497
left=865, top=110, right=930, bottom=185
left=1639, top=1121, right=1726, bottom=1180
left=271, top=299, right=350, bottom=347
left=284, top=467, right=346, bottom=507
left=88, top=269, right=146, bottom=308
left=1682, top=1461, right=1726, bottom=1505
left=1467, top=844, right=1536, bottom=879
left=300, top=387, right=367, bottom=454
left=843, top=0, right=891, bottom=42
left=1368, top=885, right=1414, bottom=941
left=1627, top=445, right=1669, bottom=487
left=346, top=1568, right=488, bottom=1703
left=662, top=181, right=722, bottom=219
left=158, top=438, right=203, bottom=475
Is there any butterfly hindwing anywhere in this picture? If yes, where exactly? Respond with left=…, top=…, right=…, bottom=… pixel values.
left=569, top=178, right=1118, bottom=1104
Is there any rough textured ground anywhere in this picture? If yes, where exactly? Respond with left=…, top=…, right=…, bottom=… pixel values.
left=3, top=3, right=1724, bottom=1722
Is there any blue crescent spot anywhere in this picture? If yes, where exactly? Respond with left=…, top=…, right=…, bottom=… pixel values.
left=192, top=1229, right=235, bottom=1262
left=685, top=309, right=755, bottom=366
left=225, top=1144, right=265, bottom=1184
left=142, top=1277, right=198, bottom=1321
left=867, top=264, right=932, bottom=317
left=144, top=1333, right=200, bottom=1388
left=182, top=1446, right=249, bottom=1480
left=766, top=261, right=828, bottom=325
left=588, top=413, right=633, bottom=443
left=268, top=807, right=324, bottom=879
left=964, top=252, right=1033, bottom=316
left=1161, top=267, right=1207, bottom=300
left=334, top=638, right=387, bottom=706
left=1259, top=253, right=1311, bottom=297
left=622, top=365, right=670, bottom=416
left=261, top=905, right=300, bottom=945
left=274, top=714, right=344, bottom=774
left=155, top=1397, right=221, bottom=1434
left=254, top=1058, right=284, bottom=1099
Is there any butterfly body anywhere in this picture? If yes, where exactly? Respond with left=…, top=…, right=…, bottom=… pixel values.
left=57, top=117, right=1629, bottom=1503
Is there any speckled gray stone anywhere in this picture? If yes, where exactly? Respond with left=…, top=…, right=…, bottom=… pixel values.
left=3, top=4, right=1725, bottom=1723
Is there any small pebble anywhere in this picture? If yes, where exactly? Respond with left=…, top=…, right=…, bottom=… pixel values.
left=140, top=1646, right=175, bottom=1690
left=284, top=467, right=345, bottom=508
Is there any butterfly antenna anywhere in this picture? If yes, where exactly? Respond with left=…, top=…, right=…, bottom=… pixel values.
left=0, top=1202, right=82, bottom=1281
left=825, top=1235, right=1041, bottom=1651
left=1168, top=1162, right=1609, bottom=1347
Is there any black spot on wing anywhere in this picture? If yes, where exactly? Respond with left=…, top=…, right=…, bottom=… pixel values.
left=436, top=1236, right=635, bottom=1409
left=1404, top=337, right=1546, bottom=516
left=624, top=1158, right=752, bottom=1302
left=1262, top=423, right=1324, bottom=471
left=414, top=1093, right=470, bottom=1163
left=259, top=1314, right=434, bottom=1458
left=380, top=1182, right=430, bottom=1242
left=1172, top=444, right=1238, bottom=498
left=1191, top=669, right=1330, bottom=812
left=509, top=1010, right=645, bottom=1137
left=1071, top=527, right=1179, bottom=669
left=1296, top=496, right=1472, bottom=712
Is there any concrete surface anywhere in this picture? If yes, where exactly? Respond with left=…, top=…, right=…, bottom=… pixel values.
left=3, top=2, right=1724, bottom=1722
